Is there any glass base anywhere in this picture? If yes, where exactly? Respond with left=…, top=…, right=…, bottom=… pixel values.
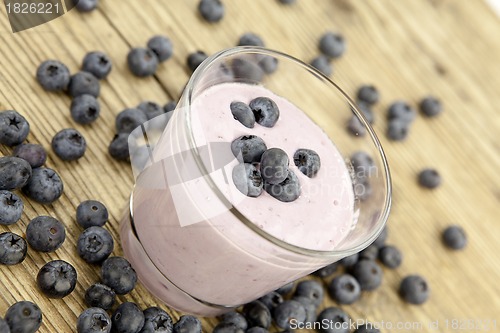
left=120, top=206, right=236, bottom=316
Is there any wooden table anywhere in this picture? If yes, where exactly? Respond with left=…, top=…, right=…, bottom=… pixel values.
left=0, top=1, right=499, bottom=332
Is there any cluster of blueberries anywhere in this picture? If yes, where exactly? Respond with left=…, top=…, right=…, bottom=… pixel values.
left=229, top=97, right=320, bottom=203
left=347, top=82, right=443, bottom=142
left=36, top=49, right=113, bottom=161
left=127, top=35, right=174, bottom=78
left=310, top=32, right=347, bottom=77
left=35, top=39, right=177, bottom=164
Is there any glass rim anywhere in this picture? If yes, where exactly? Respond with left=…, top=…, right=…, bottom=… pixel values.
left=183, top=46, right=392, bottom=258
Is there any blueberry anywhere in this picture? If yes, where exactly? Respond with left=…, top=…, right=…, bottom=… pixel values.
left=359, top=244, right=378, bottom=261
left=212, top=322, right=244, bottom=333
left=312, top=262, right=338, bottom=278
left=294, top=280, right=324, bottom=307
left=353, top=323, right=380, bottom=333
left=77, top=200, right=109, bottom=228
left=26, top=216, right=66, bottom=252
left=112, top=302, right=145, bottom=333
left=5, top=301, right=42, bottom=333
left=442, top=225, right=467, bottom=250
left=249, top=97, right=280, bottom=128
left=85, top=283, right=116, bottom=310
left=386, top=119, right=409, bottom=141
left=0, top=191, right=23, bottom=225
left=147, top=35, right=173, bottom=62
left=0, top=110, right=30, bottom=146
left=138, top=101, right=165, bottom=120
left=52, top=128, right=87, bottom=161
left=101, top=256, right=137, bottom=295
left=372, top=226, right=388, bottom=248
left=173, top=315, right=202, bottom=333
left=68, top=71, right=100, bottom=98
left=418, top=168, right=441, bottom=189
left=0, top=156, right=32, bottom=191
left=319, top=32, right=346, bottom=58
left=219, top=312, right=248, bottom=330
left=257, top=55, right=279, bottom=74
left=232, top=58, right=264, bottom=83
left=141, top=306, right=173, bottom=333
left=231, top=135, right=267, bottom=163
left=109, top=133, right=130, bottom=161
left=387, top=101, right=416, bottom=123
left=399, top=275, right=430, bottom=305
left=0, top=232, right=27, bottom=265
left=77, top=226, right=114, bottom=264
left=275, top=282, right=294, bottom=296
left=128, top=48, right=159, bottom=77
left=238, top=33, right=264, bottom=47
left=232, top=163, right=263, bottom=197
left=37, top=260, right=77, bottom=298
left=36, top=60, right=70, bottom=91
left=258, top=291, right=283, bottom=311
left=164, top=101, right=176, bottom=112
left=116, top=108, right=148, bottom=134
left=73, top=0, right=98, bottom=12
left=264, top=170, right=301, bottom=202
left=273, top=300, right=306, bottom=329
left=351, top=260, right=383, bottom=291
left=260, top=148, right=289, bottom=184
left=419, top=96, right=442, bottom=117
left=230, top=101, right=255, bottom=128
left=198, top=0, right=224, bottom=22
left=316, top=307, right=350, bottom=333
left=356, top=85, right=379, bottom=105
left=346, top=116, right=366, bottom=137
left=339, top=253, right=359, bottom=268
left=77, top=307, right=111, bottom=333
left=242, top=301, right=272, bottom=329
left=22, top=167, right=64, bottom=204
left=290, top=296, right=317, bottom=323
left=187, top=51, right=208, bottom=72
left=293, top=149, right=321, bottom=178
left=82, top=51, right=112, bottom=79
left=71, top=94, right=100, bottom=124
left=13, top=143, right=47, bottom=168
left=328, top=274, right=361, bottom=305
left=378, top=245, right=402, bottom=268
left=354, top=101, right=375, bottom=124
left=0, top=318, right=10, bottom=333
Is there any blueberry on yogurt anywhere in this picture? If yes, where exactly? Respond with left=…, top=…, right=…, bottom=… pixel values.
left=260, top=148, right=289, bottom=185
left=232, top=163, right=263, bottom=197
left=293, top=149, right=320, bottom=178
left=231, top=135, right=267, bottom=163
left=264, top=170, right=301, bottom=202
left=249, top=97, right=280, bottom=127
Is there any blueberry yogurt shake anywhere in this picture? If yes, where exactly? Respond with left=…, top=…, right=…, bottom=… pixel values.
left=121, top=82, right=356, bottom=316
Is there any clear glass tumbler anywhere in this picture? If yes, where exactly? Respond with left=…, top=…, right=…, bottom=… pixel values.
left=120, top=47, right=392, bottom=316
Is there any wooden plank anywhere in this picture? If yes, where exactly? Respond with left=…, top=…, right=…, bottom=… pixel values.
left=0, top=0, right=499, bottom=332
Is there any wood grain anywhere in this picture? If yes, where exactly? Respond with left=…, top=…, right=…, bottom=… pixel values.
left=0, top=0, right=499, bottom=332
